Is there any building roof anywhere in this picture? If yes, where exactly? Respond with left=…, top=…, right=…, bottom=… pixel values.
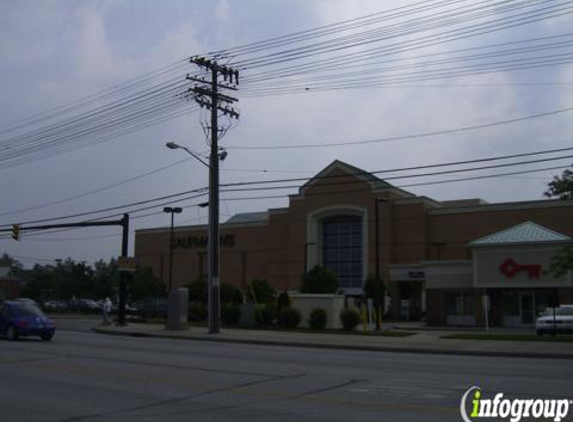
left=225, top=211, right=269, bottom=225
left=468, top=221, right=572, bottom=246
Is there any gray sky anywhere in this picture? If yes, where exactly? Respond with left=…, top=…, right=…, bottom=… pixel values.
left=1, top=0, right=572, bottom=268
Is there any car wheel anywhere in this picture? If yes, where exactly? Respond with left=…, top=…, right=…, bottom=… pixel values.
left=41, top=333, right=53, bottom=341
left=6, top=326, right=19, bottom=341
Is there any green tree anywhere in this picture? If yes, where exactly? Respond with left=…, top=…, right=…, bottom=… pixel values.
left=247, top=279, right=275, bottom=303
left=545, top=167, right=573, bottom=200
left=187, top=276, right=208, bottom=304
left=545, top=167, right=573, bottom=277
left=130, top=267, right=165, bottom=301
left=0, top=253, right=24, bottom=277
left=301, top=265, right=338, bottom=293
left=92, top=259, right=118, bottom=300
left=363, top=276, right=386, bottom=330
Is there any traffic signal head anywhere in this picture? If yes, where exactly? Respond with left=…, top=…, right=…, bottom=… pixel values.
left=11, top=224, right=20, bottom=241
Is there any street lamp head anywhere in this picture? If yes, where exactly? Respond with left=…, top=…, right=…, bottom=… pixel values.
left=165, top=142, right=181, bottom=150
left=198, top=201, right=209, bottom=208
left=164, top=206, right=183, bottom=214
left=218, top=148, right=228, bottom=161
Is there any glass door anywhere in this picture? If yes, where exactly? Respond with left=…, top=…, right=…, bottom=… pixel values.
left=520, top=292, right=535, bottom=325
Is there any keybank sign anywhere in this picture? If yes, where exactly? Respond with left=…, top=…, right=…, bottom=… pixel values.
left=460, top=387, right=571, bottom=422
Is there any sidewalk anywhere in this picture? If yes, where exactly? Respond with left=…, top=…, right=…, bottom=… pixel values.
left=92, top=323, right=573, bottom=360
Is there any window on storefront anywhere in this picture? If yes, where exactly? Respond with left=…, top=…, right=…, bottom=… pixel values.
left=502, top=291, right=519, bottom=317
left=445, top=291, right=476, bottom=316
left=322, top=215, right=363, bottom=289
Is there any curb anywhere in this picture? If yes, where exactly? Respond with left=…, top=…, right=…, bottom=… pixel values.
left=91, top=328, right=573, bottom=360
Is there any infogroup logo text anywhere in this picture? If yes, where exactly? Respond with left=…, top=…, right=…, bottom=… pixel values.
left=460, top=386, right=572, bottom=422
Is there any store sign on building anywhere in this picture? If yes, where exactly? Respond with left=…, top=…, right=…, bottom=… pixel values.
left=173, top=234, right=236, bottom=249
left=499, top=258, right=541, bottom=279
left=407, top=271, right=425, bottom=279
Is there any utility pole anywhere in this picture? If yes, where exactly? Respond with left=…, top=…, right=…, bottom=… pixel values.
left=186, top=56, right=239, bottom=334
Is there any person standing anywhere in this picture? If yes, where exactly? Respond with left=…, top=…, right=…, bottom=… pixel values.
left=102, top=297, right=112, bottom=326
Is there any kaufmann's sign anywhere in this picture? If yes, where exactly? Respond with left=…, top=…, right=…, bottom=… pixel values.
left=173, top=234, right=236, bottom=249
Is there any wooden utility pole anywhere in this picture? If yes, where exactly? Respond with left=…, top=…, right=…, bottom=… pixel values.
left=186, top=57, right=239, bottom=334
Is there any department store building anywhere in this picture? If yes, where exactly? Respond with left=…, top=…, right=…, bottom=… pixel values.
left=135, top=160, right=573, bottom=327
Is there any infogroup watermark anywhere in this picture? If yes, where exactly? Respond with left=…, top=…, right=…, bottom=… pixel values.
left=460, top=387, right=572, bottom=422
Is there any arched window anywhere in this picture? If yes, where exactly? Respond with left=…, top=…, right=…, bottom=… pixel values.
left=322, top=215, right=363, bottom=289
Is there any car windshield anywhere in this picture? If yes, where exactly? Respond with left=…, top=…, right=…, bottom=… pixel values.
left=13, top=304, right=47, bottom=318
left=542, top=307, right=573, bottom=316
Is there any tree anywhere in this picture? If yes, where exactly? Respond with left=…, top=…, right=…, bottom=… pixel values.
left=130, top=267, right=166, bottom=301
left=0, top=253, right=24, bottom=277
left=363, top=276, right=386, bottom=330
left=247, top=279, right=276, bottom=303
left=545, top=167, right=573, bottom=277
left=544, top=167, right=573, bottom=200
left=301, top=265, right=338, bottom=294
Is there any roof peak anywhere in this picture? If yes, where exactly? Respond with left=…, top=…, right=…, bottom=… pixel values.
left=469, top=221, right=571, bottom=246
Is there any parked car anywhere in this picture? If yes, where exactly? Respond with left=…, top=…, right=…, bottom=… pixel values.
left=536, top=305, right=573, bottom=335
left=18, top=298, right=39, bottom=307
left=68, top=298, right=101, bottom=313
left=0, top=301, right=56, bottom=341
left=133, top=298, right=167, bottom=320
left=43, top=300, right=69, bottom=312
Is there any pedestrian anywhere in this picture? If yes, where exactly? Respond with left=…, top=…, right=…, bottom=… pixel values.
left=102, top=297, right=112, bottom=326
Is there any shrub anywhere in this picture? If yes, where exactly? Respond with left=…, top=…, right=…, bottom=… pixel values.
left=277, top=291, right=291, bottom=311
left=308, top=308, right=327, bottom=330
left=363, top=276, right=385, bottom=303
left=188, top=302, right=208, bottom=322
left=221, top=303, right=241, bottom=325
left=340, top=309, right=360, bottom=331
left=255, top=304, right=276, bottom=326
left=187, top=277, right=208, bottom=304
left=247, top=279, right=276, bottom=304
left=301, top=265, right=338, bottom=293
left=221, top=283, right=243, bottom=305
left=277, top=307, right=301, bottom=329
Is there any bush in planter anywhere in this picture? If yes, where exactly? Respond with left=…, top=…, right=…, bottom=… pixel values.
left=186, top=276, right=207, bottom=304
left=277, top=307, right=301, bottom=329
left=255, top=304, right=276, bottom=326
left=301, top=265, right=338, bottom=294
left=247, top=279, right=276, bottom=304
left=340, top=309, right=360, bottom=331
left=277, top=291, right=291, bottom=311
left=221, top=303, right=241, bottom=325
left=308, top=307, right=328, bottom=330
left=221, top=283, right=243, bottom=305
left=188, top=302, right=207, bottom=322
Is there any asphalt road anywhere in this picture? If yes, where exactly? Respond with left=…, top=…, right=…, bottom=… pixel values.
left=1, top=319, right=572, bottom=422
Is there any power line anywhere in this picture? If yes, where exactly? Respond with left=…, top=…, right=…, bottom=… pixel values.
left=226, top=105, right=573, bottom=150
left=1, top=146, right=570, bottom=230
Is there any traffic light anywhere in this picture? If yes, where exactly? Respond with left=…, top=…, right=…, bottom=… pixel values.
left=11, top=224, right=20, bottom=241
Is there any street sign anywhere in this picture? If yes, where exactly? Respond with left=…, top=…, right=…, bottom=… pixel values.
left=117, top=256, right=136, bottom=272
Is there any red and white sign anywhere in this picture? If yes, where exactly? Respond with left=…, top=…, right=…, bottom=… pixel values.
left=499, top=258, right=541, bottom=279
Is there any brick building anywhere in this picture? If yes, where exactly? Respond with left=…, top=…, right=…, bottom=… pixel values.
left=135, top=160, right=573, bottom=326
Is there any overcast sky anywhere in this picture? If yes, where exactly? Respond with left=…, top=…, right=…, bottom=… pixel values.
left=0, top=0, right=572, bottom=268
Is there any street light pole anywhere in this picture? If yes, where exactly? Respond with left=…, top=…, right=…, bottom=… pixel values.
left=165, top=141, right=227, bottom=334
left=163, top=207, right=182, bottom=292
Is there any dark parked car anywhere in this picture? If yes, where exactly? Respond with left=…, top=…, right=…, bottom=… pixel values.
left=68, top=298, right=101, bottom=313
left=0, top=301, right=56, bottom=341
left=133, top=298, right=167, bottom=320
left=43, top=300, right=69, bottom=312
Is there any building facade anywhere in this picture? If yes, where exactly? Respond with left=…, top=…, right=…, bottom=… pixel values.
left=134, top=160, right=573, bottom=326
